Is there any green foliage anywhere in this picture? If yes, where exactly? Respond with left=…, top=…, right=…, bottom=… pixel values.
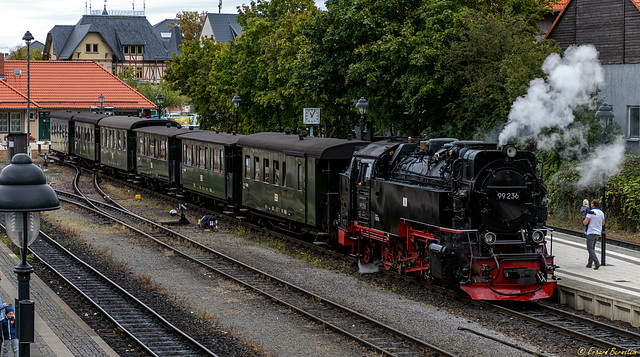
left=163, top=0, right=557, bottom=138
left=608, top=155, right=640, bottom=231
left=8, top=47, right=42, bottom=60
left=116, top=68, right=183, bottom=112
left=174, top=11, right=208, bottom=43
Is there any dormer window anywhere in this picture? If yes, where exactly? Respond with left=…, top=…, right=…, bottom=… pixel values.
left=123, top=45, right=143, bottom=55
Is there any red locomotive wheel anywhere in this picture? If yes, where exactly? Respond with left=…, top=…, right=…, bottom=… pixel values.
left=362, top=242, right=374, bottom=264
left=382, top=242, right=393, bottom=270
left=395, top=242, right=406, bottom=274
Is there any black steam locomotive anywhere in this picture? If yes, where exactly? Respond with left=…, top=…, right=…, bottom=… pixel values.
left=337, top=139, right=557, bottom=300
left=48, top=110, right=557, bottom=301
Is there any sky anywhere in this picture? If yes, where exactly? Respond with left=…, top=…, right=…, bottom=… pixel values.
left=0, top=0, right=325, bottom=53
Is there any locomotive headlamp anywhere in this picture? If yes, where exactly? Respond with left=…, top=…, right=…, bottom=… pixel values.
left=532, top=230, right=545, bottom=243
left=504, top=145, right=517, bottom=158
left=483, top=232, right=497, bottom=245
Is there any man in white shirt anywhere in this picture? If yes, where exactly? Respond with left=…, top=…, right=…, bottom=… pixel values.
left=583, top=199, right=605, bottom=269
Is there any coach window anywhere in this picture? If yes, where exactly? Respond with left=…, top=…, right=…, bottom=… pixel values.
left=273, top=160, right=280, bottom=185
left=245, top=155, right=250, bottom=178
left=297, top=164, right=303, bottom=191
left=254, top=157, right=260, bottom=180
left=628, top=106, right=639, bottom=139
left=160, top=140, right=166, bottom=160
left=213, top=149, right=221, bottom=172
left=282, top=162, right=287, bottom=187
left=263, top=159, right=270, bottom=183
left=200, top=147, right=207, bottom=169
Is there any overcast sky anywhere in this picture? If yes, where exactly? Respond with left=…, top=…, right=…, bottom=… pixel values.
left=1, top=0, right=324, bottom=53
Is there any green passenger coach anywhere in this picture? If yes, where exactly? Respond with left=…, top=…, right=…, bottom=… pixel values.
left=49, top=110, right=79, bottom=156
left=73, top=112, right=110, bottom=162
left=175, top=131, right=243, bottom=202
left=99, top=116, right=179, bottom=173
left=134, top=126, right=183, bottom=185
left=237, top=132, right=366, bottom=232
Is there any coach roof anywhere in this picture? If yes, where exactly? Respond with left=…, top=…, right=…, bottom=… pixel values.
left=238, top=132, right=367, bottom=159
left=72, top=112, right=111, bottom=125
left=98, top=116, right=180, bottom=130
left=176, top=130, right=243, bottom=146
left=49, top=110, right=80, bottom=121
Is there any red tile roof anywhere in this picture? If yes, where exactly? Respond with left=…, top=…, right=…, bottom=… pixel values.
left=552, top=1, right=569, bottom=11
left=1, top=60, right=155, bottom=110
left=0, top=81, right=39, bottom=109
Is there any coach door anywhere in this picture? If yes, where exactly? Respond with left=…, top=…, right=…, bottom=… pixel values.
left=355, top=158, right=374, bottom=227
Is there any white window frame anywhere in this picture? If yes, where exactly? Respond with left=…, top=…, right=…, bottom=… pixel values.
left=9, top=112, right=21, bottom=133
left=628, top=106, right=640, bottom=139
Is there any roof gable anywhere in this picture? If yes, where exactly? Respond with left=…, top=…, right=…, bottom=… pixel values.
left=546, top=0, right=640, bottom=64
left=1, top=60, right=155, bottom=110
left=0, top=81, right=39, bottom=109
left=48, top=14, right=174, bottom=61
left=201, top=14, right=242, bottom=43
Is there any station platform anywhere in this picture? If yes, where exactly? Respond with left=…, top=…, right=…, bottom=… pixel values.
left=0, top=243, right=117, bottom=357
left=549, top=230, right=640, bottom=327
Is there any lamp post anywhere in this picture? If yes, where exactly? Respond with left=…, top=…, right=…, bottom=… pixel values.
left=98, top=94, right=104, bottom=114
left=356, top=97, right=369, bottom=141
left=232, top=94, right=241, bottom=134
left=595, top=103, right=614, bottom=266
left=22, top=31, right=34, bottom=154
left=155, top=93, right=164, bottom=118
left=0, top=154, right=60, bottom=357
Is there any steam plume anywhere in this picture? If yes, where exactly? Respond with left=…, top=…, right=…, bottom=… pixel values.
left=498, top=45, right=625, bottom=185
left=499, top=45, right=604, bottom=144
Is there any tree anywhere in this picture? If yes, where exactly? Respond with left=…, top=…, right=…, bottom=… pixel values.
left=164, top=37, right=228, bottom=130
left=116, top=68, right=183, bottom=112
left=173, top=11, right=208, bottom=42
left=207, top=0, right=319, bottom=133
left=435, top=7, right=559, bottom=139
left=7, top=46, right=42, bottom=60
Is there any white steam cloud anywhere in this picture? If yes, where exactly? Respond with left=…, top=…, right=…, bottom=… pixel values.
left=576, top=137, right=626, bottom=186
left=499, top=45, right=603, bottom=145
left=498, top=45, right=626, bottom=186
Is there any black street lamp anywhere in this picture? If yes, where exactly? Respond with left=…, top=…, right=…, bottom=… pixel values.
left=595, top=103, right=614, bottom=266
left=356, top=97, right=369, bottom=141
left=98, top=94, right=105, bottom=114
left=155, top=93, right=164, bottom=118
left=22, top=31, right=34, bottom=152
left=232, top=94, right=241, bottom=134
left=0, top=154, right=60, bottom=357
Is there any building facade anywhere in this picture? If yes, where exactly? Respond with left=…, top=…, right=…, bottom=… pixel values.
left=44, top=9, right=181, bottom=83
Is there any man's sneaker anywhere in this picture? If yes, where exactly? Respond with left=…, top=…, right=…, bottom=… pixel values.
left=594, top=264, right=601, bottom=270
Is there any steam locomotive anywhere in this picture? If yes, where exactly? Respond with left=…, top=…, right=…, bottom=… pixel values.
left=337, top=139, right=557, bottom=300
left=48, top=111, right=557, bottom=301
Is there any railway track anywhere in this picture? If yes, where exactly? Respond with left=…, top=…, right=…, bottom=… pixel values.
left=490, top=302, right=640, bottom=353
left=25, top=229, right=218, bottom=357
left=53, top=168, right=457, bottom=357
left=62, top=163, right=640, bottom=355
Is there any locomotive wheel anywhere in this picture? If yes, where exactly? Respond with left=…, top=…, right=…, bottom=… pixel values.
left=382, top=242, right=393, bottom=270
left=362, top=242, right=374, bottom=264
left=395, top=242, right=406, bottom=274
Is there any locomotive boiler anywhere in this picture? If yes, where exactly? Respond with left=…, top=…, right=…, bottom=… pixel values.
left=338, top=138, right=557, bottom=301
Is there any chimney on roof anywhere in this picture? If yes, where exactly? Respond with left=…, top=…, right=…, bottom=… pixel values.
left=0, top=54, right=4, bottom=80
